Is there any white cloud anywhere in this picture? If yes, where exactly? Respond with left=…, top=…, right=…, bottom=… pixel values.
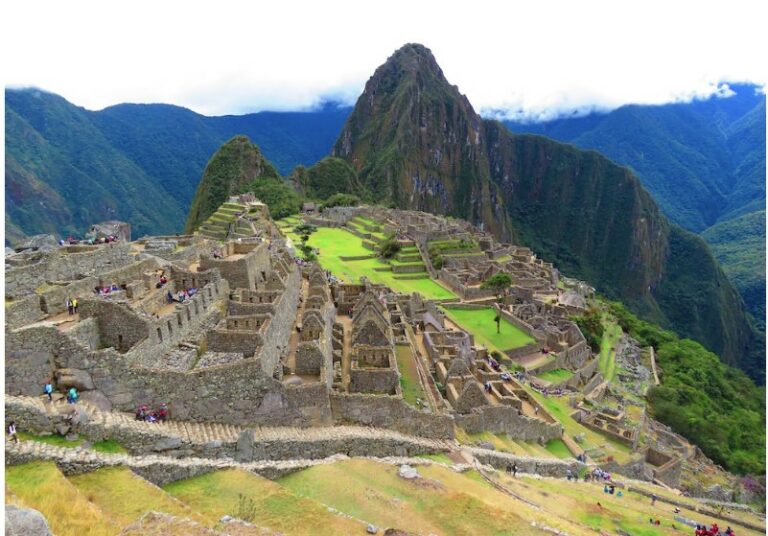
left=2, top=0, right=766, bottom=119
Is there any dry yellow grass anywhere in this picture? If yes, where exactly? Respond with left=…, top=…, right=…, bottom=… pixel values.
left=163, top=468, right=363, bottom=535
left=5, top=462, right=118, bottom=536
left=68, top=466, right=212, bottom=528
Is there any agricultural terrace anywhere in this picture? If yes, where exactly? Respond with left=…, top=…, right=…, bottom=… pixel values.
left=441, top=306, right=535, bottom=353
left=275, top=220, right=456, bottom=300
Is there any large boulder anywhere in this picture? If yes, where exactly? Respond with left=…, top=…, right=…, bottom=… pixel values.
left=55, top=368, right=95, bottom=391
left=80, top=390, right=113, bottom=412
left=5, top=505, right=53, bottom=536
left=15, top=234, right=58, bottom=252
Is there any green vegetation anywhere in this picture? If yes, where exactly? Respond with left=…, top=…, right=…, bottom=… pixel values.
left=607, top=301, right=765, bottom=475
left=91, top=439, right=128, bottom=454
left=441, top=306, right=535, bottom=352
left=480, top=272, right=513, bottom=297
left=164, top=469, right=361, bottom=535
left=537, top=368, right=574, bottom=383
left=5, top=461, right=117, bottom=535
left=597, top=319, right=622, bottom=382
left=17, top=432, right=83, bottom=448
left=573, top=307, right=604, bottom=352
left=68, top=467, right=208, bottom=527
left=249, top=176, right=302, bottom=220
left=544, top=438, right=572, bottom=459
left=702, top=210, right=766, bottom=328
left=278, top=459, right=536, bottom=535
left=185, top=136, right=280, bottom=232
left=322, top=192, right=360, bottom=208
left=292, top=227, right=455, bottom=299
left=377, top=236, right=401, bottom=259
left=528, top=390, right=632, bottom=463
left=291, top=157, right=364, bottom=200
left=395, top=344, right=426, bottom=406
left=6, top=88, right=349, bottom=242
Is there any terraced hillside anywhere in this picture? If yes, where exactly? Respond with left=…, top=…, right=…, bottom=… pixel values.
left=197, top=200, right=266, bottom=241
left=6, top=457, right=764, bottom=536
left=275, top=215, right=454, bottom=300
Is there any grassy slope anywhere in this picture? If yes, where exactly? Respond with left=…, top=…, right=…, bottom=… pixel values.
left=5, top=461, right=118, bottom=536
left=279, top=458, right=567, bottom=536
left=163, top=468, right=362, bottom=535
left=598, top=319, right=622, bottom=382
left=395, top=344, right=426, bottom=406
left=442, top=306, right=535, bottom=351
left=68, top=467, right=210, bottom=527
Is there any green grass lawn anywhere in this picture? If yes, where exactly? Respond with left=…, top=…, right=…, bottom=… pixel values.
left=545, top=438, right=572, bottom=459
left=289, top=227, right=456, bottom=300
left=395, top=344, right=427, bottom=407
left=528, top=390, right=632, bottom=463
left=537, top=368, right=574, bottom=383
left=17, top=432, right=83, bottom=448
left=441, top=306, right=535, bottom=352
left=598, top=318, right=622, bottom=382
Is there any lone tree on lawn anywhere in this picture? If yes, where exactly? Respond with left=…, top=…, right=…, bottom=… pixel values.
left=481, top=273, right=512, bottom=300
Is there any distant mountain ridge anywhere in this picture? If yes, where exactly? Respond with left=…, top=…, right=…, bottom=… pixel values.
left=503, top=85, right=766, bottom=325
left=5, top=88, right=351, bottom=241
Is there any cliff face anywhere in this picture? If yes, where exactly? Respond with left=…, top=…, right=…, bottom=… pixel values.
left=332, top=43, right=763, bottom=380
left=333, top=44, right=512, bottom=240
left=185, top=136, right=279, bottom=233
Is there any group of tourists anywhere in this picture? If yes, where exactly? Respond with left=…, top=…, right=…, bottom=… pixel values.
left=505, top=462, right=518, bottom=477
left=135, top=404, right=169, bottom=423
left=65, top=298, right=79, bottom=315
left=59, top=235, right=119, bottom=246
left=94, top=283, right=126, bottom=296
left=696, top=524, right=735, bottom=536
left=167, top=288, right=197, bottom=304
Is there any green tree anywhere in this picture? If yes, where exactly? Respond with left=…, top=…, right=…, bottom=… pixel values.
left=378, top=237, right=402, bottom=259
left=481, top=273, right=513, bottom=298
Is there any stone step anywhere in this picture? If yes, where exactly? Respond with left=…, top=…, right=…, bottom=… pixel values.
left=7, top=395, right=452, bottom=453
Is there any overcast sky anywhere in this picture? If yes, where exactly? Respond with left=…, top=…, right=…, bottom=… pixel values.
left=3, top=0, right=766, bottom=120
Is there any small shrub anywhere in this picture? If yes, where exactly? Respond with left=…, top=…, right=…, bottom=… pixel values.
left=378, top=238, right=401, bottom=259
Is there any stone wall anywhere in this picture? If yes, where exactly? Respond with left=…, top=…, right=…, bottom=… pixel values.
left=349, top=367, right=399, bottom=394
left=199, top=243, right=270, bottom=291
left=78, top=299, right=149, bottom=352
left=4, top=295, right=45, bottom=330
left=5, top=325, right=332, bottom=427
left=455, top=405, right=563, bottom=442
left=330, top=393, right=454, bottom=439
left=5, top=243, right=133, bottom=299
left=471, top=448, right=585, bottom=477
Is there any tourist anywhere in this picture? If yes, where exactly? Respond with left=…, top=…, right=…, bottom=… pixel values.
left=67, top=387, right=78, bottom=404
left=566, top=469, right=573, bottom=481
left=43, top=380, right=53, bottom=402
left=135, top=405, right=148, bottom=421
left=166, top=290, right=174, bottom=304
left=7, top=422, right=19, bottom=444
left=157, top=403, right=168, bottom=422
left=178, top=291, right=185, bottom=303
left=72, top=298, right=78, bottom=314
left=651, top=493, right=657, bottom=505
left=111, top=283, right=119, bottom=291
left=506, top=463, right=512, bottom=474
left=66, top=298, right=74, bottom=315
left=512, top=463, right=518, bottom=477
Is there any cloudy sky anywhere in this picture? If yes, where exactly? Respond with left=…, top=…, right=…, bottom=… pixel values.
left=4, top=0, right=766, bottom=120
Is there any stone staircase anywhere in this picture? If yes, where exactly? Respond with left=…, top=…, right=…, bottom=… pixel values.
left=6, top=395, right=453, bottom=459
